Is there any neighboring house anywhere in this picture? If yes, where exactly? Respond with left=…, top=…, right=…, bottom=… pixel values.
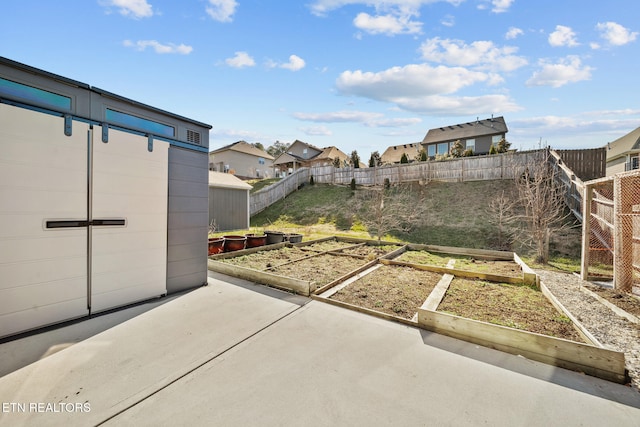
left=605, top=126, right=640, bottom=176
left=421, top=116, right=508, bottom=157
left=381, top=143, right=421, bottom=164
left=209, top=141, right=274, bottom=179
left=273, top=140, right=349, bottom=176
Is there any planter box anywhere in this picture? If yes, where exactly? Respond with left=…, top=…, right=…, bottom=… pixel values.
left=416, top=274, right=627, bottom=384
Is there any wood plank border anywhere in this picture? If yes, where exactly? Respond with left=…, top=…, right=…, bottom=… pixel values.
left=207, top=259, right=312, bottom=296
left=417, top=308, right=627, bottom=384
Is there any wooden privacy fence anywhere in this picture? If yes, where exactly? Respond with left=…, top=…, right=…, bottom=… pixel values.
left=549, top=149, right=584, bottom=222
left=250, top=168, right=310, bottom=215
left=309, top=150, right=544, bottom=186
left=555, top=147, right=606, bottom=181
left=250, top=150, right=547, bottom=216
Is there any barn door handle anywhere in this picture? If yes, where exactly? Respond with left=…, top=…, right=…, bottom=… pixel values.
left=45, top=218, right=126, bottom=229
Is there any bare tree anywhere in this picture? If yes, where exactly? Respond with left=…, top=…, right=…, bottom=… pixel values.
left=513, top=151, right=570, bottom=263
left=486, top=190, right=517, bottom=251
left=355, top=183, right=428, bottom=241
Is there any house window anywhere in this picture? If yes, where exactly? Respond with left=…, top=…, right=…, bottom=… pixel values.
left=492, top=135, right=502, bottom=146
left=427, top=145, right=436, bottom=157
left=303, top=148, right=308, bottom=158
left=466, top=139, right=475, bottom=152
left=223, top=164, right=230, bottom=173
left=258, top=157, right=265, bottom=165
left=437, top=142, right=449, bottom=155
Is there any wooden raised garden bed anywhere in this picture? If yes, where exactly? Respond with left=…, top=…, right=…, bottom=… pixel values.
left=208, top=237, right=626, bottom=383
left=208, top=237, right=389, bottom=296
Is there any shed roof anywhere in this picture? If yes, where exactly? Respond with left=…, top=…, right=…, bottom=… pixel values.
left=208, top=171, right=252, bottom=190
left=606, top=126, right=640, bottom=161
left=210, top=141, right=274, bottom=160
left=422, top=116, right=507, bottom=144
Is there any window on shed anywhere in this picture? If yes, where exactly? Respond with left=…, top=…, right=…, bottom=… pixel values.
left=105, top=108, right=175, bottom=138
left=0, top=77, right=71, bottom=111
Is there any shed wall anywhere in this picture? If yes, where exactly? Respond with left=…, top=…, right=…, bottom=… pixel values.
left=209, top=187, right=249, bottom=231
left=167, top=147, right=209, bottom=293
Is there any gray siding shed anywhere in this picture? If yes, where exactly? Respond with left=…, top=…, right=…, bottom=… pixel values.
left=209, top=172, right=252, bottom=231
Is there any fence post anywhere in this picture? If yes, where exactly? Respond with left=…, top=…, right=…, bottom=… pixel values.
left=580, top=185, right=592, bottom=280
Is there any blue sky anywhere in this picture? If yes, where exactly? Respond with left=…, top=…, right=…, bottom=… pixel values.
left=2, top=0, right=639, bottom=155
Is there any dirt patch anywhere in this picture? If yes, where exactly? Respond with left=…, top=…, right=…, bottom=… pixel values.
left=394, top=250, right=522, bottom=278
left=585, top=285, right=640, bottom=318
left=270, top=253, right=366, bottom=289
left=438, top=278, right=585, bottom=342
left=338, top=244, right=401, bottom=258
left=299, top=240, right=355, bottom=252
left=329, top=265, right=442, bottom=319
left=217, top=246, right=308, bottom=270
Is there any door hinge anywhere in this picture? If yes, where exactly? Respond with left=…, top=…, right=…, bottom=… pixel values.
left=64, top=115, right=72, bottom=136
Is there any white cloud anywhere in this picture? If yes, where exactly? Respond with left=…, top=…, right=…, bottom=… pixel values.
left=419, top=37, right=528, bottom=72
left=293, top=110, right=421, bottom=128
left=225, top=51, right=255, bottom=68
left=526, top=56, right=592, bottom=88
left=309, top=0, right=468, bottom=36
left=299, top=126, right=333, bottom=136
left=505, top=27, right=523, bottom=40
left=101, top=0, right=153, bottom=19
left=293, top=111, right=384, bottom=123
left=206, top=0, right=238, bottom=22
left=596, top=22, right=638, bottom=46
left=123, top=40, right=192, bottom=54
left=280, top=55, right=306, bottom=71
left=353, top=12, right=422, bottom=35
left=335, top=63, right=520, bottom=115
left=491, top=0, right=514, bottom=13
left=441, top=15, right=455, bottom=27
left=548, top=25, right=579, bottom=47
left=337, top=64, right=489, bottom=98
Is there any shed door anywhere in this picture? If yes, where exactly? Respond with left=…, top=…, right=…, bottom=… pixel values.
left=90, top=126, right=168, bottom=312
left=0, top=104, right=89, bottom=337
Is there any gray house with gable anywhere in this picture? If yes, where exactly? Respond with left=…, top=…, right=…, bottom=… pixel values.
left=421, top=116, right=508, bottom=157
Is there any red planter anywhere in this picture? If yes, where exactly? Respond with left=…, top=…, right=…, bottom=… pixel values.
left=208, top=237, right=224, bottom=255
left=223, top=235, right=246, bottom=252
left=245, top=233, right=267, bottom=248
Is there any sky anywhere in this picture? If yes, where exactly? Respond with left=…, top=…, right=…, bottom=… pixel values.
left=2, top=0, right=639, bottom=156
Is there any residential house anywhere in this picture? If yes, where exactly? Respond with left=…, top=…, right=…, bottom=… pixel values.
left=273, top=140, right=349, bottom=176
left=421, top=116, right=508, bottom=158
left=605, top=126, right=640, bottom=176
left=209, top=141, right=274, bottom=179
left=380, top=143, right=421, bottom=164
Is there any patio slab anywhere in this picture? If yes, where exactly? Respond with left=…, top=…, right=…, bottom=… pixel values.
left=1, top=272, right=640, bottom=426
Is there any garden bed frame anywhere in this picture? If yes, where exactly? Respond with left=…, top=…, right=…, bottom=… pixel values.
left=208, top=236, right=627, bottom=383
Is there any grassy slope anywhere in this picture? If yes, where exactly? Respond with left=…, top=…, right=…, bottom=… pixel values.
left=249, top=180, right=582, bottom=267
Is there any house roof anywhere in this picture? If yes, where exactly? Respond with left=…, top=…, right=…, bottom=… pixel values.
left=606, top=126, right=640, bottom=161
left=381, top=143, right=421, bottom=163
left=289, top=139, right=323, bottom=154
left=422, top=116, right=508, bottom=144
left=208, top=171, right=252, bottom=190
left=272, top=152, right=302, bottom=165
left=209, top=141, right=274, bottom=160
left=314, top=146, right=348, bottom=161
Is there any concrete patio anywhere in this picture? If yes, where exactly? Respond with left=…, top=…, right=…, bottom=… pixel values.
left=1, top=272, right=640, bottom=426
